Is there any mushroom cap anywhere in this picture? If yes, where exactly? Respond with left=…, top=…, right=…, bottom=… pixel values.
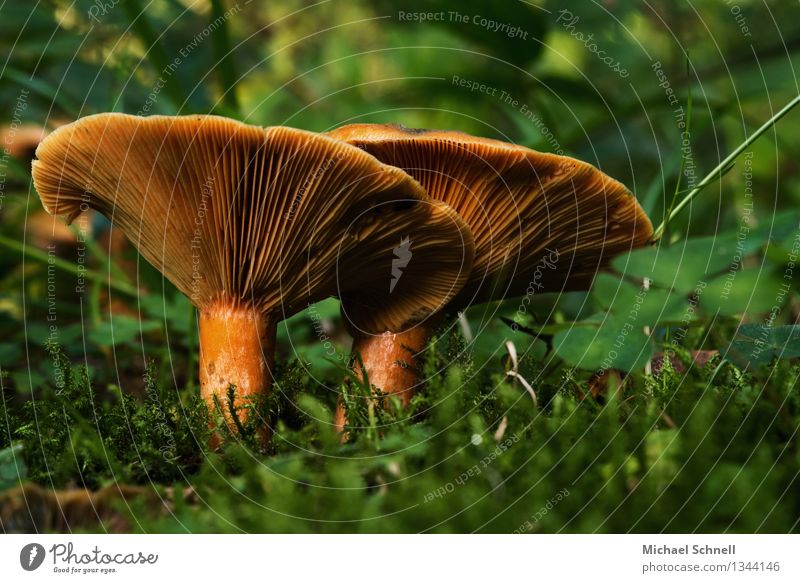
left=327, top=123, right=653, bottom=309
left=32, top=114, right=474, bottom=332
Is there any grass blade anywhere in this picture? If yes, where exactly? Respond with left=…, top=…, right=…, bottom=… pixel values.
left=0, top=233, right=139, bottom=297
left=654, top=93, right=800, bottom=240
left=4, top=67, right=81, bottom=118
left=661, top=69, right=692, bottom=239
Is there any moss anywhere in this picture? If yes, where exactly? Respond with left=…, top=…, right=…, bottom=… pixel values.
left=1, top=335, right=798, bottom=533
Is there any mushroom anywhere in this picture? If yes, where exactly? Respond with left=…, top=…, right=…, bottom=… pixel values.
left=31, top=114, right=474, bottom=434
left=328, top=124, right=653, bottom=421
left=337, top=203, right=474, bottom=411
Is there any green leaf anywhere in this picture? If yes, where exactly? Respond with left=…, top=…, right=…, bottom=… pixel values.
left=0, top=343, right=23, bottom=366
left=726, top=324, right=800, bottom=368
left=754, top=209, right=800, bottom=250
left=0, top=444, right=27, bottom=491
left=592, top=273, right=690, bottom=327
left=701, top=269, right=788, bottom=316
left=88, top=316, right=161, bottom=347
left=140, top=293, right=192, bottom=335
left=553, top=314, right=654, bottom=373
left=471, top=319, right=547, bottom=368
left=612, top=236, right=740, bottom=292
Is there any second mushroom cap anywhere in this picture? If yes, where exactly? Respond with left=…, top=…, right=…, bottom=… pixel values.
left=328, top=123, right=654, bottom=308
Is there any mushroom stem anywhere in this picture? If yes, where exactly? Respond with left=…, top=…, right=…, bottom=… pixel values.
left=335, top=324, right=433, bottom=432
left=199, top=303, right=276, bottom=424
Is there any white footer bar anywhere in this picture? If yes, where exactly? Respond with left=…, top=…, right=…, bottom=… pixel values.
left=1, top=534, right=796, bottom=582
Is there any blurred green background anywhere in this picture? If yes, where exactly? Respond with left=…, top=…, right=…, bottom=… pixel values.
left=2, top=0, right=800, bottom=388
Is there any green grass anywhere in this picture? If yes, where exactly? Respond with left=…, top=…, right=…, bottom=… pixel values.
left=1, top=327, right=798, bottom=533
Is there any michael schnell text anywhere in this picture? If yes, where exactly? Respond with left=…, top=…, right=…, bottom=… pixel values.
left=643, top=544, right=736, bottom=555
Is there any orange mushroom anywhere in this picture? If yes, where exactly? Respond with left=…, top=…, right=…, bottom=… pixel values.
left=32, top=114, right=473, bottom=436
left=338, top=200, right=473, bottom=411
left=328, top=124, right=654, bottom=426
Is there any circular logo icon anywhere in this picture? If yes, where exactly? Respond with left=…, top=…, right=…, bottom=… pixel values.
left=20, top=543, right=46, bottom=571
